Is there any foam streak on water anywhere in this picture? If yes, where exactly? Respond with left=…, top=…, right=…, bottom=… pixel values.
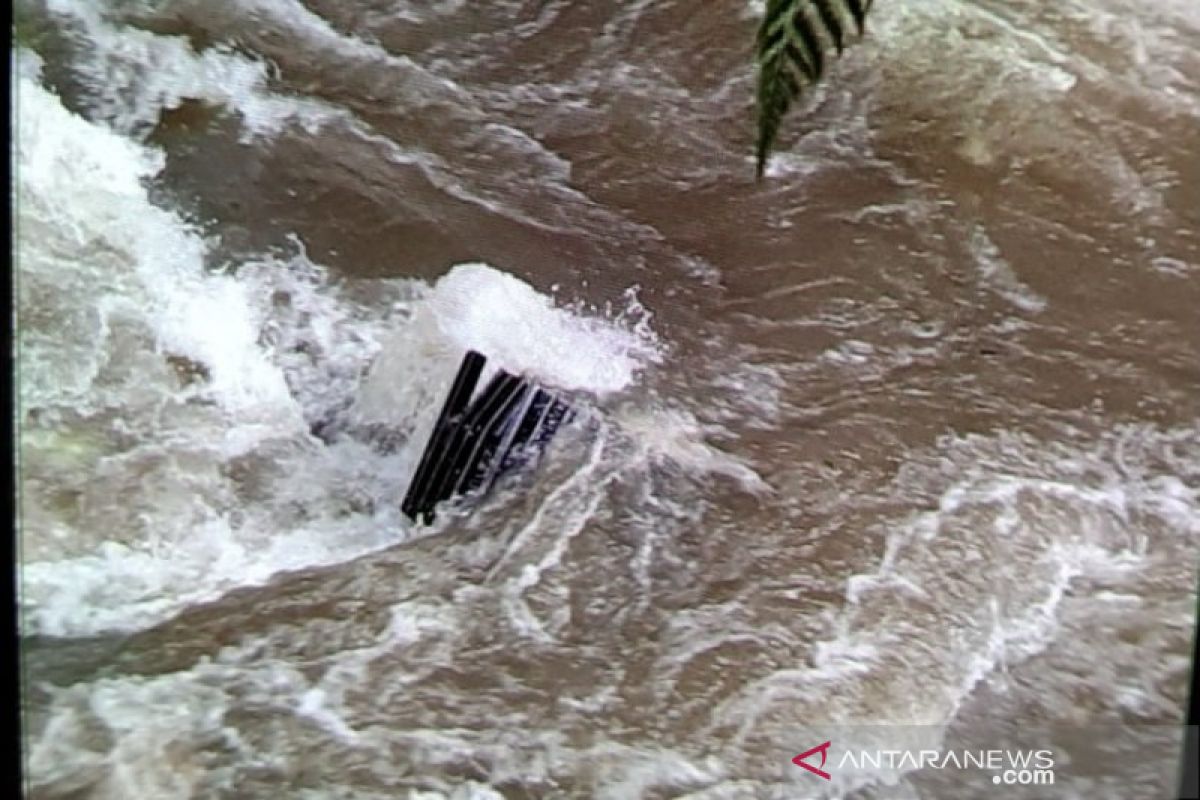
left=16, top=0, right=1200, bottom=797
left=16, top=53, right=659, bottom=638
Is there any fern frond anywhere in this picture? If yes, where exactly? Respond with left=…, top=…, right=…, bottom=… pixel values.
left=755, top=0, right=874, bottom=177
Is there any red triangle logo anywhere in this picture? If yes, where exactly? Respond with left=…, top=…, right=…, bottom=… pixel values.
left=793, top=741, right=832, bottom=780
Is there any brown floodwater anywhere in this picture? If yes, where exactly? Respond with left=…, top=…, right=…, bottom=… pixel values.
left=16, top=0, right=1200, bottom=798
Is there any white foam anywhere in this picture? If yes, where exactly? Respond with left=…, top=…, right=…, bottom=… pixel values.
left=706, top=423, right=1199, bottom=793
left=28, top=672, right=241, bottom=798
left=429, top=263, right=661, bottom=394
left=16, top=55, right=665, bottom=638
left=350, top=263, right=661, bottom=435
left=16, top=64, right=298, bottom=420
left=968, top=227, right=1048, bottom=314
left=43, top=0, right=344, bottom=138
left=17, top=62, right=361, bottom=639
left=612, top=405, right=771, bottom=495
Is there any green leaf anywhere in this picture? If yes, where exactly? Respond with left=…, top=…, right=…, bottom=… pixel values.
left=755, top=0, right=874, bottom=177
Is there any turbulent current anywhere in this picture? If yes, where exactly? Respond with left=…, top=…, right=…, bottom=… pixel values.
left=14, top=0, right=1200, bottom=798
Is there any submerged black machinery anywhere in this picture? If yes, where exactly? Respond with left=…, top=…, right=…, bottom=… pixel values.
left=401, top=350, right=572, bottom=524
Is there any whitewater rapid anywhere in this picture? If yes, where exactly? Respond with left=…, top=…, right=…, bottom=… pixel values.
left=16, top=0, right=1200, bottom=797
left=16, top=56, right=664, bottom=637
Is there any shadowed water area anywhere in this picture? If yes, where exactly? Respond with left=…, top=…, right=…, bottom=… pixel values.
left=16, top=0, right=1200, bottom=797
